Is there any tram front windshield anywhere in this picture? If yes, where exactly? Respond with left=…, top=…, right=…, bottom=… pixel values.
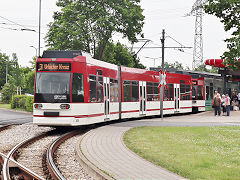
left=35, top=72, right=71, bottom=103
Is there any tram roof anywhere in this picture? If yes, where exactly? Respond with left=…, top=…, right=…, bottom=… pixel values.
left=41, top=50, right=82, bottom=58
left=150, top=67, right=221, bottom=78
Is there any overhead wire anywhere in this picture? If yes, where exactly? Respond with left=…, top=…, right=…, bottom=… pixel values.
left=0, top=15, right=30, bottom=30
left=0, top=15, right=39, bottom=32
left=0, top=17, right=49, bottom=34
left=139, top=55, right=162, bottom=59
left=0, top=22, right=47, bottom=28
left=165, top=32, right=186, bottom=48
left=0, top=26, right=21, bottom=31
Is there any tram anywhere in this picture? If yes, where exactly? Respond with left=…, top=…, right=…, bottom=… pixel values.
left=33, top=51, right=205, bottom=126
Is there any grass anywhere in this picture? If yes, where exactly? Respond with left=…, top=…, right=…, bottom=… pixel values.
left=0, top=103, right=11, bottom=109
left=123, top=126, right=240, bottom=180
left=0, top=103, right=26, bottom=112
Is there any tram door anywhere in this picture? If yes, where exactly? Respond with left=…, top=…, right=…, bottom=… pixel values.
left=104, top=77, right=110, bottom=120
left=139, top=81, right=147, bottom=115
left=174, top=84, right=180, bottom=112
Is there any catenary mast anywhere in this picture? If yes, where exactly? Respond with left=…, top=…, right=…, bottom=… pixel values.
left=187, top=0, right=207, bottom=70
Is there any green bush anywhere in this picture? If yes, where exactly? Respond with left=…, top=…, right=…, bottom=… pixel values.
left=26, top=96, right=33, bottom=112
left=11, top=95, right=21, bottom=109
left=10, top=95, right=33, bottom=112
left=19, top=96, right=27, bottom=109
left=10, top=95, right=17, bottom=109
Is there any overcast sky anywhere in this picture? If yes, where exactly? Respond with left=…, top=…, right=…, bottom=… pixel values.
left=0, top=0, right=230, bottom=69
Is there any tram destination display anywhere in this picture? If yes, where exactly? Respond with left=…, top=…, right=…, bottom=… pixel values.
left=37, top=62, right=71, bottom=71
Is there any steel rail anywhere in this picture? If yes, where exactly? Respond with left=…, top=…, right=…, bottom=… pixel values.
left=1, top=152, right=45, bottom=180
left=2, top=132, right=47, bottom=180
left=46, top=129, right=84, bottom=180
left=0, top=125, right=11, bottom=132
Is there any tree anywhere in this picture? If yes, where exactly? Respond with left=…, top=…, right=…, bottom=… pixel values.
left=204, top=0, right=240, bottom=70
left=11, top=53, right=23, bottom=88
left=22, top=57, right=36, bottom=94
left=101, top=41, right=145, bottom=69
left=0, top=52, right=9, bottom=89
left=158, top=61, right=185, bottom=70
left=46, top=0, right=145, bottom=60
left=1, top=75, right=16, bottom=103
left=194, top=64, right=218, bottom=73
left=0, top=52, right=22, bottom=90
left=22, top=70, right=35, bottom=94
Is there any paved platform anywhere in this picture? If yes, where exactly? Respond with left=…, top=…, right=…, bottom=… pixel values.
left=79, top=111, right=240, bottom=180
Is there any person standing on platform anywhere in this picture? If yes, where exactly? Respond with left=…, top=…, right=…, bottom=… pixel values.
left=225, top=94, right=231, bottom=116
left=238, top=92, right=240, bottom=110
left=212, top=93, right=221, bottom=116
left=221, top=94, right=226, bottom=116
left=232, top=92, right=238, bottom=111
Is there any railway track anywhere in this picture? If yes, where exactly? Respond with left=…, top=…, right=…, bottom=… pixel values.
left=46, top=129, right=86, bottom=180
left=0, top=127, right=92, bottom=180
left=1, top=131, right=49, bottom=179
left=0, top=125, right=11, bottom=133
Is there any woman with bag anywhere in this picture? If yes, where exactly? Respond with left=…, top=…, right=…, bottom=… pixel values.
left=231, top=92, right=238, bottom=111
left=212, top=93, right=221, bottom=116
left=225, top=94, right=231, bottom=116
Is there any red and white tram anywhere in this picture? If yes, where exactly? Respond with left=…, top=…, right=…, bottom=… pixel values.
left=33, top=51, right=205, bottom=126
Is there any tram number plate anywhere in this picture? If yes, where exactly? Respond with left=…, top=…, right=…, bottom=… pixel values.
left=44, top=112, right=59, bottom=117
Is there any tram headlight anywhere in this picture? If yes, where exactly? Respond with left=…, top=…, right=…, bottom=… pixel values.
left=34, top=104, right=43, bottom=109
left=60, top=104, right=70, bottom=109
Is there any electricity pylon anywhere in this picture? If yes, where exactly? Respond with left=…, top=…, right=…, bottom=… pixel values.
left=186, top=0, right=207, bottom=70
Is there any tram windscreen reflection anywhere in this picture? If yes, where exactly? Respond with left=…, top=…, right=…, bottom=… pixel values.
left=35, top=72, right=71, bottom=103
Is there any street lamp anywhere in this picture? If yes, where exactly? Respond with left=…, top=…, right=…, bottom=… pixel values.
left=29, top=46, right=38, bottom=57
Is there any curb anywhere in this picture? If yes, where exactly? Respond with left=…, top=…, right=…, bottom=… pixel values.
left=75, top=130, right=114, bottom=180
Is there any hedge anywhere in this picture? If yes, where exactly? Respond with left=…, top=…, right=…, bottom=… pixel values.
left=10, top=95, right=33, bottom=112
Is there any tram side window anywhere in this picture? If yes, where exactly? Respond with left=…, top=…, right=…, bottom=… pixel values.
left=169, top=84, right=174, bottom=100
left=132, top=81, right=139, bottom=102
left=97, top=76, right=104, bottom=102
left=123, top=81, right=131, bottom=102
left=192, top=85, right=197, bottom=100
left=153, top=83, right=159, bottom=101
left=186, top=85, right=190, bottom=100
left=180, top=84, right=186, bottom=100
left=198, top=85, right=203, bottom=100
left=164, top=84, right=169, bottom=101
left=147, top=82, right=154, bottom=101
left=210, top=83, right=213, bottom=99
left=89, top=75, right=97, bottom=102
left=72, top=73, right=84, bottom=102
left=206, top=86, right=209, bottom=100
left=110, top=79, right=118, bottom=102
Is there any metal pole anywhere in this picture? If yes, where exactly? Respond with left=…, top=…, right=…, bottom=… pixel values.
left=160, top=29, right=165, bottom=119
left=38, top=0, right=41, bottom=57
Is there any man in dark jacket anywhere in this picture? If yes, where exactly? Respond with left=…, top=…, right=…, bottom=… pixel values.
left=213, top=93, right=221, bottom=116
